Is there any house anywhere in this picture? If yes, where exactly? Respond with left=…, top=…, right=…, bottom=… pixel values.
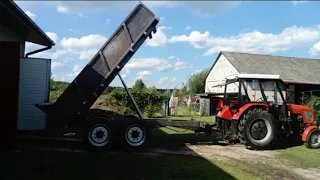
left=202, top=51, right=320, bottom=115
left=0, top=0, right=54, bottom=149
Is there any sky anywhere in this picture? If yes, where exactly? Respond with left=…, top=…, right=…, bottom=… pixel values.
left=15, top=0, right=320, bottom=89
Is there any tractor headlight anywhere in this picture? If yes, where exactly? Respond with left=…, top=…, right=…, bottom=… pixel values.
left=303, top=110, right=313, bottom=122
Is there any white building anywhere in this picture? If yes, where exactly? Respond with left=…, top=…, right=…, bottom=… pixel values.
left=0, top=0, right=54, bottom=145
left=200, top=51, right=320, bottom=115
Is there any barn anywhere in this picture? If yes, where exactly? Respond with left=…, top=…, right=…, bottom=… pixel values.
left=0, top=0, right=54, bottom=149
left=200, top=51, right=320, bottom=116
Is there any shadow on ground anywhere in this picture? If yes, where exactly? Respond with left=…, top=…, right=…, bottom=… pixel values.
left=2, top=128, right=237, bottom=180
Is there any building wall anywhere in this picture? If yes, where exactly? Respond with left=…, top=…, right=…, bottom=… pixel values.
left=205, top=54, right=286, bottom=103
left=205, top=54, right=240, bottom=93
left=0, top=24, right=25, bottom=57
left=17, top=57, right=51, bottom=130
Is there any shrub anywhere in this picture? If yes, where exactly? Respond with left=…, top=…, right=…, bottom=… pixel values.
left=300, top=95, right=320, bottom=124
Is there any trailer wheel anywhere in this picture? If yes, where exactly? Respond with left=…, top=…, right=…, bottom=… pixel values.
left=305, top=128, right=320, bottom=149
left=243, top=110, right=277, bottom=150
left=119, top=117, right=151, bottom=151
left=83, top=117, right=115, bottom=151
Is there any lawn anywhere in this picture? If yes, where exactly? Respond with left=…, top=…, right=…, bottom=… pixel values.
left=277, top=145, right=320, bottom=169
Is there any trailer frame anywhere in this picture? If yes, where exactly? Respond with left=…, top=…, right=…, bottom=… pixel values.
left=33, top=2, right=213, bottom=150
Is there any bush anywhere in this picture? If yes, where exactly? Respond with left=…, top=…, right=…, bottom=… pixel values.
left=110, top=87, right=166, bottom=117
left=300, top=95, right=320, bottom=124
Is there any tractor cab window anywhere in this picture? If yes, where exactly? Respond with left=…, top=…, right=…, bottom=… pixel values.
left=242, top=79, right=283, bottom=103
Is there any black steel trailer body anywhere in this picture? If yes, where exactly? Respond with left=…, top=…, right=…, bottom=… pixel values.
left=36, top=3, right=211, bottom=150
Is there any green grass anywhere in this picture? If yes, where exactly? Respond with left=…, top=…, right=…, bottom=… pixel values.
left=277, top=145, right=320, bottom=169
left=176, top=105, right=198, bottom=117
left=1, top=150, right=268, bottom=180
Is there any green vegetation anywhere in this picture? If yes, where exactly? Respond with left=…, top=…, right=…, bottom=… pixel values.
left=186, top=69, right=209, bottom=95
left=49, top=80, right=69, bottom=103
left=300, top=95, right=320, bottom=124
left=277, top=146, right=320, bottom=169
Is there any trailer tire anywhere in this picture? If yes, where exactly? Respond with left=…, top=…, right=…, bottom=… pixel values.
left=83, top=117, right=115, bottom=151
left=118, top=116, right=151, bottom=151
left=305, top=128, right=320, bottom=149
left=243, top=110, right=277, bottom=150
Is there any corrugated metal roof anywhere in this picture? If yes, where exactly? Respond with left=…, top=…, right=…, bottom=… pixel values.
left=220, top=51, right=320, bottom=85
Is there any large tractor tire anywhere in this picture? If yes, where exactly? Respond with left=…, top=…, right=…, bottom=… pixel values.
left=83, top=111, right=118, bottom=151
left=118, top=116, right=152, bottom=151
left=305, top=128, right=320, bottom=149
left=238, top=108, right=263, bottom=143
left=242, top=110, right=278, bottom=150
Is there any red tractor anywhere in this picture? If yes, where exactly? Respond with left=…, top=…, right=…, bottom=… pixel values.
left=215, top=74, right=320, bottom=149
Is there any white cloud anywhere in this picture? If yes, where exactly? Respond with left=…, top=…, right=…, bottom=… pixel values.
left=168, top=56, right=176, bottom=60
left=16, top=1, right=240, bottom=17
left=78, top=49, right=98, bottom=60
left=51, top=62, right=65, bottom=69
left=25, top=10, right=37, bottom=20
left=61, top=57, right=74, bottom=63
left=146, top=26, right=171, bottom=47
left=63, top=64, right=85, bottom=82
left=310, top=41, right=320, bottom=56
left=46, top=32, right=59, bottom=43
left=57, top=5, right=70, bottom=13
left=105, top=18, right=111, bottom=24
left=191, top=69, right=204, bottom=76
left=126, top=58, right=172, bottom=72
left=125, top=55, right=191, bottom=73
left=60, top=34, right=107, bottom=60
left=185, top=26, right=191, bottom=31
left=137, top=71, right=152, bottom=79
left=174, top=61, right=190, bottom=70
left=169, top=31, right=211, bottom=48
left=292, top=1, right=309, bottom=5
left=60, top=34, right=107, bottom=50
left=156, top=77, right=177, bottom=89
left=166, top=25, right=320, bottom=56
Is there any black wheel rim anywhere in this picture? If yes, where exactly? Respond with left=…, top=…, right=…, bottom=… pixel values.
left=250, top=119, right=268, bottom=140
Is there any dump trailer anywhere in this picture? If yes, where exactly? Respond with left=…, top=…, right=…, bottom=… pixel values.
left=36, top=2, right=211, bottom=151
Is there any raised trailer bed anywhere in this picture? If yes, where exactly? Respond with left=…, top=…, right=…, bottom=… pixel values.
left=34, top=2, right=213, bottom=151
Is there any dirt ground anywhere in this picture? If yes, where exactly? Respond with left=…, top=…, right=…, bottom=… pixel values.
left=148, top=144, right=320, bottom=180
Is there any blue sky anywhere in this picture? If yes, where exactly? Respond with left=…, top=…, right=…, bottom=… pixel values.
left=16, top=1, right=320, bottom=89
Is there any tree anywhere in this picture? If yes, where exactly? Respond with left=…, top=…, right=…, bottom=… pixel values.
left=172, top=88, right=179, bottom=97
left=178, top=83, right=188, bottom=98
left=187, top=69, right=209, bottom=94
left=132, top=79, right=146, bottom=91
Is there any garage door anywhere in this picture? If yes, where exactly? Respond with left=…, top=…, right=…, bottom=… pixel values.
left=17, top=58, right=51, bottom=131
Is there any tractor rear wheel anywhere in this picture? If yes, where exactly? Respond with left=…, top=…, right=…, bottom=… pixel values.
left=243, top=110, right=277, bottom=150
left=305, top=128, right=320, bottom=149
left=238, top=108, right=263, bottom=143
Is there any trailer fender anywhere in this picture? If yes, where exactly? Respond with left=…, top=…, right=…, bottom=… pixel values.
left=302, top=125, right=319, bottom=142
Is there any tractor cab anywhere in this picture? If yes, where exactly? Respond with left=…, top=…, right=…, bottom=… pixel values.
left=219, top=74, right=287, bottom=119
left=223, top=74, right=284, bottom=104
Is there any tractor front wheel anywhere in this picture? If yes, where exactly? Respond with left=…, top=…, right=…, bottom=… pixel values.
left=305, top=128, right=320, bottom=149
left=243, top=111, right=277, bottom=150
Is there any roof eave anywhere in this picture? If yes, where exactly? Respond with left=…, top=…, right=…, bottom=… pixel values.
left=4, top=0, right=55, bottom=47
